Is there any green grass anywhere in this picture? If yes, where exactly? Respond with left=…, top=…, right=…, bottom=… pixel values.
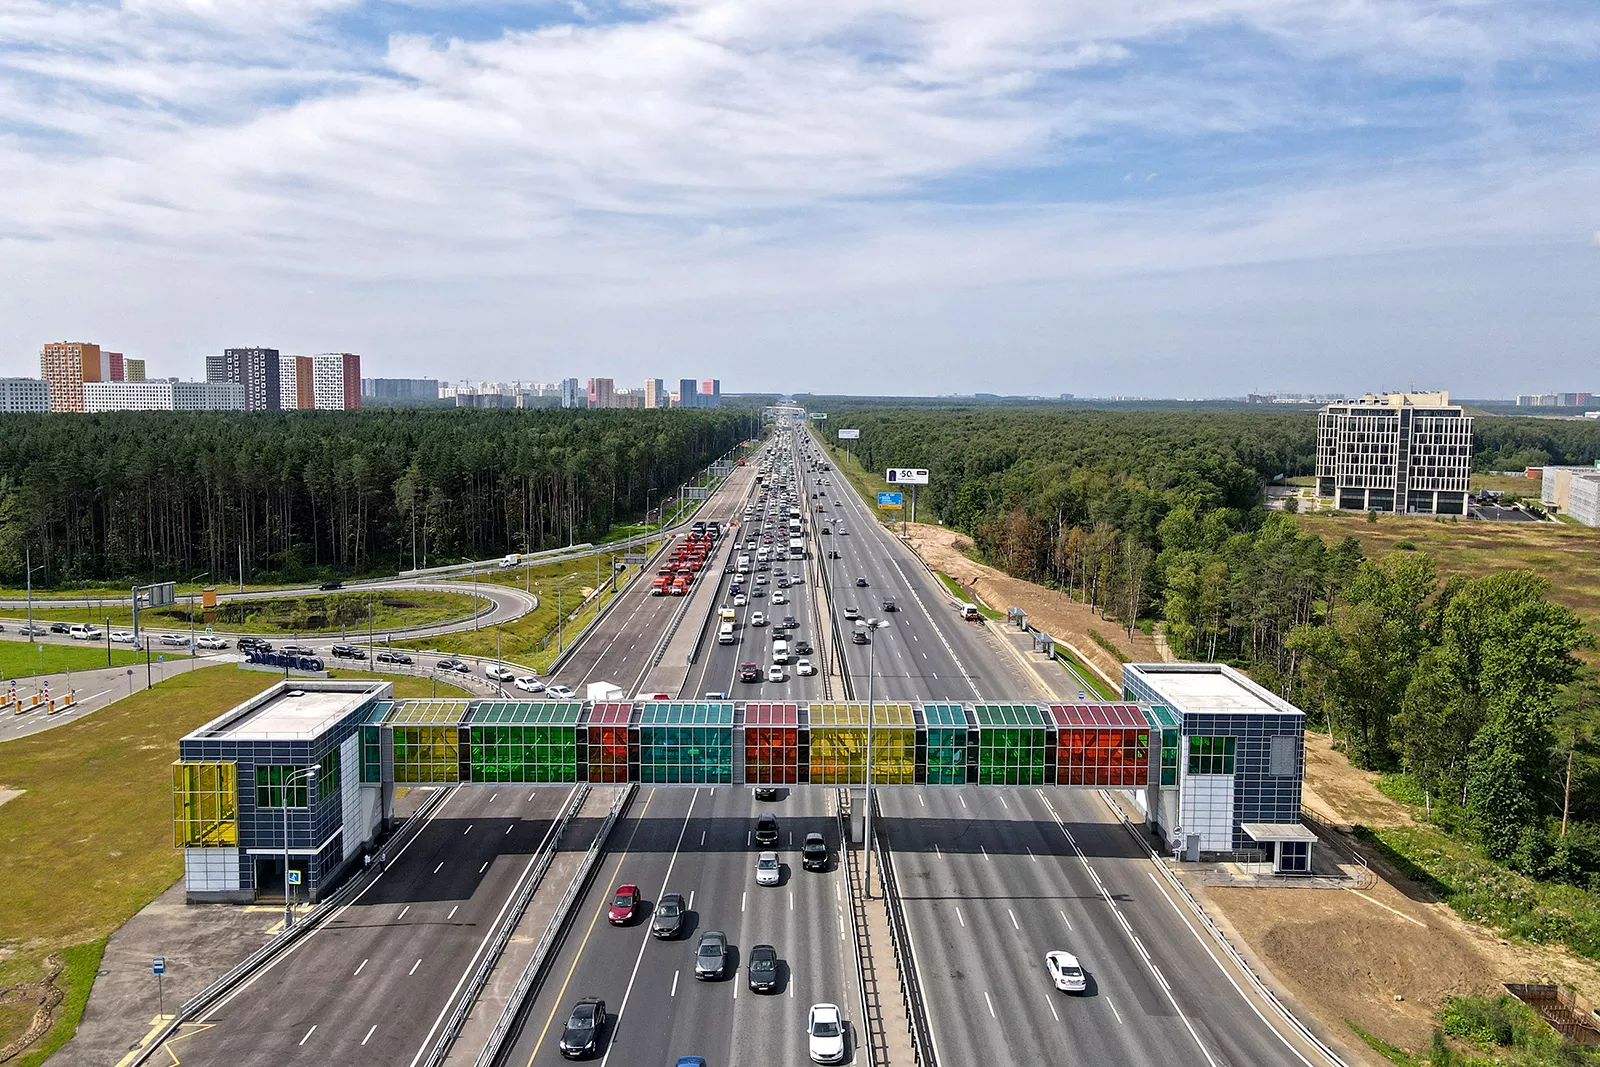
left=0, top=641, right=143, bottom=679
left=325, top=668, right=471, bottom=699
left=930, top=570, right=1005, bottom=619
left=818, top=440, right=898, bottom=519
left=0, top=665, right=287, bottom=1063
left=1088, top=629, right=1131, bottom=663
left=9, top=940, right=107, bottom=1067
left=1053, top=646, right=1118, bottom=699
left=8, top=590, right=479, bottom=636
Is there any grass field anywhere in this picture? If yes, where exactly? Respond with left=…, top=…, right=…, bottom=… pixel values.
left=1470, top=472, right=1543, bottom=499
left=0, top=641, right=143, bottom=679
left=8, top=590, right=479, bottom=636
left=404, top=544, right=660, bottom=670
left=1293, top=511, right=1600, bottom=625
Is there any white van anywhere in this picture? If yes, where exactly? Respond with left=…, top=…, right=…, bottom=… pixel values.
left=737, top=555, right=752, bottom=574
left=772, top=639, right=790, bottom=664
left=788, top=537, right=805, bottom=557
left=718, top=622, right=736, bottom=644
left=68, top=623, right=102, bottom=641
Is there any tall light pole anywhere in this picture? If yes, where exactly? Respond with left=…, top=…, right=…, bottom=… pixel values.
left=462, top=558, right=480, bottom=631
left=645, top=487, right=659, bottom=538
left=861, top=618, right=886, bottom=898
left=24, top=548, right=44, bottom=639
left=186, top=572, right=209, bottom=658
left=282, top=763, right=320, bottom=929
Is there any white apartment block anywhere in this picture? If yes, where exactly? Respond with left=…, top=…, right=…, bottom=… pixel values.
left=0, top=377, right=50, bottom=413
left=279, top=354, right=301, bottom=409
left=83, top=380, right=174, bottom=412
left=1542, top=465, right=1600, bottom=528
left=1316, top=391, right=1474, bottom=515
left=311, top=353, right=345, bottom=409
left=174, top=380, right=247, bottom=411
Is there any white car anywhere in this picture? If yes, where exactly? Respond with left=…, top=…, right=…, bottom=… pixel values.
left=109, top=630, right=135, bottom=644
left=1045, top=950, right=1087, bottom=993
left=750, top=611, right=767, bottom=627
left=734, top=594, right=748, bottom=607
left=485, top=663, right=515, bottom=682
left=68, top=624, right=101, bottom=641
left=772, top=592, right=787, bottom=605
left=159, top=633, right=191, bottom=647
left=767, top=664, right=785, bottom=683
left=514, top=676, right=545, bottom=693
left=807, top=1003, right=846, bottom=1064
left=546, top=684, right=576, bottom=700
left=756, top=851, right=781, bottom=886
left=796, top=659, right=815, bottom=677
left=196, top=636, right=228, bottom=650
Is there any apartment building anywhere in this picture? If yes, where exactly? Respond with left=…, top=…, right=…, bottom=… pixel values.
left=644, top=378, right=668, bottom=409
left=1542, top=465, right=1600, bottom=528
left=83, top=380, right=175, bottom=412
left=560, top=378, right=585, bottom=409
left=587, top=377, right=615, bottom=409
left=0, top=378, right=50, bottom=413
left=309, top=353, right=360, bottom=409
left=124, top=358, right=146, bottom=382
left=215, top=348, right=281, bottom=412
left=362, top=378, right=439, bottom=401
left=40, top=342, right=103, bottom=412
left=174, top=380, right=246, bottom=411
left=1315, top=391, right=1473, bottom=515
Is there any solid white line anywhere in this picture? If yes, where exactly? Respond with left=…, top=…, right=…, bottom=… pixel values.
left=790, top=892, right=794, bottom=911
left=980, top=845, right=990, bottom=862
left=353, top=959, right=368, bottom=976
left=1107, top=997, right=1123, bottom=1024
left=701, top=831, right=706, bottom=846
left=410, top=958, right=422, bottom=976
left=1027, top=847, right=1036, bottom=863
left=361, top=1025, right=377, bottom=1045
left=600, top=789, right=702, bottom=1067
left=999, top=794, right=1009, bottom=809
left=741, top=891, right=747, bottom=913
left=959, top=795, right=967, bottom=809
left=1059, top=909, right=1072, bottom=930
left=447, top=906, right=458, bottom=920
left=688, top=891, right=695, bottom=910
left=506, top=825, right=513, bottom=835
left=489, top=793, right=497, bottom=802
left=934, top=843, right=941, bottom=859
left=298, top=1025, right=317, bottom=1045
left=1045, top=996, right=1059, bottom=1022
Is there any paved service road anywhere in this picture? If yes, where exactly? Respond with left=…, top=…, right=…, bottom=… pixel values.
left=498, top=785, right=854, bottom=1067
left=162, top=786, right=577, bottom=1067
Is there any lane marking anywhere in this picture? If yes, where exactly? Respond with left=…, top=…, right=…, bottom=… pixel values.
left=688, top=890, right=695, bottom=910
left=1008, top=908, right=1019, bottom=931
left=999, top=794, right=1009, bottom=809
left=1045, top=995, right=1059, bottom=1022
left=1108, top=997, right=1123, bottom=1024
left=959, top=795, right=967, bottom=809
left=479, top=861, right=488, bottom=874
left=447, top=906, right=458, bottom=920
left=298, top=1025, right=317, bottom=1045
left=433, top=862, right=443, bottom=874
left=410, top=958, right=423, bottom=975
left=671, top=971, right=679, bottom=997
left=463, top=825, right=472, bottom=835
left=984, top=991, right=995, bottom=1018
left=353, top=959, right=367, bottom=976
left=397, top=905, right=410, bottom=921
left=506, top=825, right=513, bottom=835
left=490, top=793, right=498, bottom=802
left=742, top=891, right=747, bottom=913
left=1059, top=909, right=1072, bottom=930
left=362, top=1025, right=377, bottom=1046
left=955, top=907, right=965, bottom=928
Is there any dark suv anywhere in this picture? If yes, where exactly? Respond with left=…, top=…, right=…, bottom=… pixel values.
left=755, top=814, right=779, bottom=847
left=802, top=833, right=829, bottom=871
left=237, top=637, right=273, bottom=653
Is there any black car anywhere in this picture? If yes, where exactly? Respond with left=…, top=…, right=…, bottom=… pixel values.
left=794, top=640, right=814, bottom=655
left=49, top=622, right=71, bottom=634
left=855, top=577, right=868, bottom=587
left=318, top=580, right=344, bottom=591
left=755, top=814, right=779, bottom=847
left=881, top=598, right=897, bottom=612
left=237, top=637, right=273, bottom=653
left=828, top=550, right=841, bottom=559
left=852, top=629, right=869, bottom=644
left=652, top=892, right=686, bottom=939
left=558, top=998, right=606, bottom=1059
left=802, top=832, right=829, bottom=871
left=748, top=944, right=779, bottom=994
left=781, top=616, right=798, bottom=629
left=437, top=658, right=470, bottom=673
left=754, top=786, right=779, bottom=801
left=330, top=644, right=365, bottom=659
left=375, top=650, right=413, bottom=665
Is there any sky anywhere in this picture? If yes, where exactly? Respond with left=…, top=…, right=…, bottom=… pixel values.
left=1, top=0, right=1598, bottom=398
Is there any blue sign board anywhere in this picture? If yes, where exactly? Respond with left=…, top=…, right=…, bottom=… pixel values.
left=152, top=957, right=165, bottom=975
left=288, top=870, right=302, bottom=886
left=877, top=492, right=904, bottom=508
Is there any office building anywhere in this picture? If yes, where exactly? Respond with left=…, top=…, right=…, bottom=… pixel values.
left=311, top=353, right=360, bottom=409
left=362, top=378, right=439, bottom=401
left=1542, top=465, right=1600, bottom=528
left=40, top=341, right=102, bottom=413
left=1315, top=391, right=1473, bottom=515
left=124, top=358, right=146, bottom=382
left=83, top=380, right=175, bottom=412
left=1123, top=663, right=1311, bottom=871
left=173, top=380, right=247, bottom=411
left=560, top=378, right=585, bottom=409
left=699, top=379, right=721, bottom=408
left=219, top=348, right=281, bottom=411
left=1518, top=393, right=1594, bottom=408
left=586, top=378, right=615, bottom=410
left=0, top=378, right=50, bottom=413
left=676, top=378, right=699, bottom=409
left=644, top=378, right=667, bottom=409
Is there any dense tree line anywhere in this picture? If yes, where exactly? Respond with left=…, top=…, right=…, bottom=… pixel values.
left=836, top=405, right=1600, bottom=881
left=0, top=407, right=753, bottom=584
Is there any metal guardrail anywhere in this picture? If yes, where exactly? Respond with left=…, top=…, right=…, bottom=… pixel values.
left=1098, top=790, right=1352, bottom=1067
left=477, top=784, right=638, bottom=1067
left=871, top=792, right=939, bottom=1067
left=422, top=784, right=589, bottom=1067
left=128, top=785, right=456, bottom=1066
left=837, top=793, right=882, bottom=1067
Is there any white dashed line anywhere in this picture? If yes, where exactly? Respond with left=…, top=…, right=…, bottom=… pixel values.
left=298, top=1025, right=317, bottom=1045
left=361, top=1025, right=377, bottom=1045
left=353, top=959, right=367, bottom=976
left=410, top=958, right=422, bottom=976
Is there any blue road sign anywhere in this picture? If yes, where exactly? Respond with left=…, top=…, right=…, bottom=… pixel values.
left=877, top=492, right=904, bottom=508
left=288, top=870, right=302, bottom=886
left=152, top=957, right=165, bottom=974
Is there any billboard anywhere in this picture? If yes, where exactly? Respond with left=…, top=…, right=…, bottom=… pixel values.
left=838, top=429, right=860, bottom=440
left=809, top=412, right=828, bottom=420
left=877, top=492, right=904, bottom=509
left=885, top=468, right=929, bottom=485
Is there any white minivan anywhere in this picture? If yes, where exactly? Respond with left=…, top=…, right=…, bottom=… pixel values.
left=718, top=622, right=736, bottom=645
left=772, top=639, right=790, bottom=664
left=737, top=554, right=752, bottom=574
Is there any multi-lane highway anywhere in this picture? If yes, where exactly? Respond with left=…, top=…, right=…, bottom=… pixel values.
left=163, top=786, right=576, bottom=1067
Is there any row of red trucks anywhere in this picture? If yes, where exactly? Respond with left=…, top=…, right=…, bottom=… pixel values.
left=650, top=522, right=721, bottom=596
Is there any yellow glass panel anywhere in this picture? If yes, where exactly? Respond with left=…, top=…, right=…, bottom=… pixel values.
left=173, top=761, right=238, bottom=848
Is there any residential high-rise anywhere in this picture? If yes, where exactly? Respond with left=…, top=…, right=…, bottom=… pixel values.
left=0, top=378, right=50, bottom=413
left=104, top=352, right=126, bottom=381
left=699, top=379, right=721, bottom=408
left=362, top=378, right=439, bottom=401
left=41, top=342, right=105, bottom=413
left=278, top=354, right=302, bottom=410
left=1315, top=392, right=1473, bottom=515
left=83, top=380, right=175, bottom=412
left=676, top=378, right=698, bottom=409
left=310, top=352, right=360, bottom=409
left=221, top=348, right=281, bottom=411
left=587, top=378, right=615, bottom=409
left=205, top=353, right=227, bottom=383
left=124, top=358, right=146, bottom=382
left=560, top=378, right=585, bottom=409
left=173, top=380, right=246, bottom=411
left=644, top=378, right=667, bottom=409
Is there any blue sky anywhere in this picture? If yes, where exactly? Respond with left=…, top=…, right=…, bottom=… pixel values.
left=1, top=0, right=1597, bottom=397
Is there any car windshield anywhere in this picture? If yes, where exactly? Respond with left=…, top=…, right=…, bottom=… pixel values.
left=658, top=901, right=679, bottom=916
left=612, top=892, right=633, bottom=906
left=752, top=956, right=774, bottom=972
left=699, top=942, right=722, bottom=958
left=568, top=1009, right=595, bottom=1029
left=759, top=857, right=778, bottom=869
left=812, top=1018, right=841, bottom=1038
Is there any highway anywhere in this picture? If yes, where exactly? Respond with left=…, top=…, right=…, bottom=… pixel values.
left=799, top=426, right=1333, bottom=1066
left=162, top=786, right=577, bottom=1067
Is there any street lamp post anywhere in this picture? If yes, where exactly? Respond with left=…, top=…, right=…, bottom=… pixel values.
left=282, top=763, right=320, bottom=929
left=462, top=559, right=480, bottom=632
left=187, top=572, right=209, bottom=659
left=24, top=548, right=44, bottom=641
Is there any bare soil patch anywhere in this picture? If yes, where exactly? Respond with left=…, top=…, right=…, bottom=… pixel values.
left=0, top=788, right=21, bottom=809
left=1299, top=733, right=1415, bottom=830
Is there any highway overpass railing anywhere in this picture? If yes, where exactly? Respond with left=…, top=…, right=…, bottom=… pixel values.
left=872, top=791, right=939, bottom=1067
left=838, top=792, right=883, bottom=1067
left=422, top=783, right=589, bottom=1067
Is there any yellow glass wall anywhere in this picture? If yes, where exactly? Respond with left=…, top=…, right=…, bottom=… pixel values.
left=173, top=761, right=238, bottom=847
left=392, top=725, right=460, bottom=783
left=808, top=704, right=915, bottom=785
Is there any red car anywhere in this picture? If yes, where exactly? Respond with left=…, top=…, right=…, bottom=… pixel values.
left=739, top=662, right=761, bottom=683
left=608, top=884, right=640, bottom=925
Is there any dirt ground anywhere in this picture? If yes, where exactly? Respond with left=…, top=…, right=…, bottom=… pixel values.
left=1204, top=734, right=1600, bottom=1063
left=903, top=522, right=1167, bottom=685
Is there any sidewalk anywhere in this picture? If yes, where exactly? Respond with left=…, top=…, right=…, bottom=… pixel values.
left=851, top=846, right=915, bottom=1065
left=441, top=787, right=622, bottom=1067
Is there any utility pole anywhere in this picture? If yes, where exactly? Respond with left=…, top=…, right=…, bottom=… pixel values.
left=24, top=548, right=43, bottom=638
